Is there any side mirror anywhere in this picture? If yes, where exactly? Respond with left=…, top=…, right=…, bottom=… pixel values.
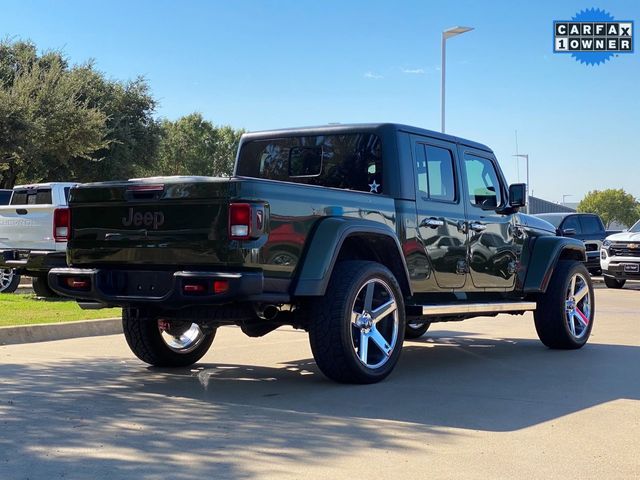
left=561, top=228, right=576, bottom=236
left=508, top=183, right=526, bottom=208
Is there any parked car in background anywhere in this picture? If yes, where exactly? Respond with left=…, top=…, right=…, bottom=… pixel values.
left=0, top=182, right=76, bottom=296
left=534, top=213, right=606, bottom=275
left=600, top=219, right=640, bottom=288
left=0, top=189, right=20, bottom=293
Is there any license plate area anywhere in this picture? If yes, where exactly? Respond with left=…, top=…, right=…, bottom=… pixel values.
left=98, top=270, right=174, bottom=297
left=623, top=263, right=639, bottom=273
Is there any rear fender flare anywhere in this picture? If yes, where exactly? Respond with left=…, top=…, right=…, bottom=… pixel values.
left=293, top=217, right=412, bottom=297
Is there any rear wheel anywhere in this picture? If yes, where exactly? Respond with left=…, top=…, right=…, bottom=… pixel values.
left=534, top=261, right=594, bottom=349
left=405, top=321, right=431, bottom=339
left=0, top=268, right=20, bottom=293
left=32, top=276, right=60, bottom=298
left=604, top=276, right=625, bottom=289
left=122, top=308, right=216, bottom=367
left=308, top=261, right=405, bottom=384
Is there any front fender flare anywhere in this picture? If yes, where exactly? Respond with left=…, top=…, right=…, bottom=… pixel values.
left=522, top=236, right=587, bottom=293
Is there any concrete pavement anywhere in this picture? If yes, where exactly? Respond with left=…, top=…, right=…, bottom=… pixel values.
left=0, top=287, right=638, bottom=479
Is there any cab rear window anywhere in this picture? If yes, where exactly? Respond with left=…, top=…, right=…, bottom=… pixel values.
left=237, top=133, right=383, bottom=193
left=10, top=188, right=53, bottom=205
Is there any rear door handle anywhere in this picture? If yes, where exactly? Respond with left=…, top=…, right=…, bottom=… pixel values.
left=469, top=222, right=487, bottom=232
left=420, top=218, right=444, bottom=229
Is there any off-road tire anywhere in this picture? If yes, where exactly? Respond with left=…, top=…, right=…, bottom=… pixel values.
left=307, top=260, right=406, bottom=384
left=405, top=321, right=431, bottom=339
left=603, top=276, right=625, bottom=289
left=122, top=307, right=216, bottom=367
left=534, top=260, right=594, bottom=349
left=32, top=276, right=60, bottom=298
left=0, top=268, right=20, bottom=294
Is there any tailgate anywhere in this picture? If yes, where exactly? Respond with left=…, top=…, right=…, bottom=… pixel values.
left=0, top=205, right=57, bottom=251
left=68, top=177, right=242, bottom=267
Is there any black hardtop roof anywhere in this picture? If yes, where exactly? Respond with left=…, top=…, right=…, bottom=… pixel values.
left=241, top=123, right=493, bottom=153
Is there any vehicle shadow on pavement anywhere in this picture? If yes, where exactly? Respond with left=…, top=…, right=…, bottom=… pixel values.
left=148, top=332, right=638, bottom=433
left=1, top=333, right=638, bottom=479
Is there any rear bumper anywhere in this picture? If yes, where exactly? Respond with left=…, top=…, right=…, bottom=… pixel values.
left=0, top=249, right=67, bottom=275
left=48, top=268, right=266, bottom=308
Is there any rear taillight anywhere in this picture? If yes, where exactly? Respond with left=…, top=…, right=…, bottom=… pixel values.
left=229, top=203, right=252, bottom=240
left=228, top=203, right=266, bottom=241
left=53, top=208, right=70, bottom=242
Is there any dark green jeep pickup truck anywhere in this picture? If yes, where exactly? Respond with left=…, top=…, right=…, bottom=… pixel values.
left=50, top=124, right=595, bottom=384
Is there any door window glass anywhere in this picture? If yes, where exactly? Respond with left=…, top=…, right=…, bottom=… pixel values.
left=562, top=216, right=582, bottom=234
left=463, top=154, right=502, bottom=209
left=415, top=144, right=456, bottom=202
left=579, top=216, right=601, bottom=234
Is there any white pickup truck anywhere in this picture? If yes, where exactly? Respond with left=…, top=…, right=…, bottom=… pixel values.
left=0, top=182, right=76, bottom=296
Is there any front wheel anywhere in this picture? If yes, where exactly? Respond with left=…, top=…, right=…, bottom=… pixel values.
left=405, top=321, right=431, bottom=339
left=308, top=261, right=405, bottom=384
left=604, top=276, right=625, bottom=289
left=122, top=308, right=216, bottom=367
left=534, top=261, right=594, bottom=349
left=0, top=268, right=20, bottom=293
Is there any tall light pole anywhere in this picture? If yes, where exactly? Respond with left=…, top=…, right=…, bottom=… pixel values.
left=562, top=194, right=573, bottom=205
left=513, top=154, right=530, bottom=213
left=441, top=26, right=473, bottom=133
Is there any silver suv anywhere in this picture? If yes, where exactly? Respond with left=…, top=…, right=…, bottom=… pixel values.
left=600, top=219, right=640, bottom=288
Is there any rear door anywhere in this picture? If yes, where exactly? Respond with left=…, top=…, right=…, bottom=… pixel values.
left=460, top=148, right=518, bottom=290
left=0, top=187, right=57, bottom=251
left=412, top=135, right=467, bottom=289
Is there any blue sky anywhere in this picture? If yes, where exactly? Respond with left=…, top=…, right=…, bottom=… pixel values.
left=2, top=0, right=639, bottom=202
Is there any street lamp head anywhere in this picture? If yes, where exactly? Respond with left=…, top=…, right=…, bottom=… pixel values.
left=512, top=154, right=529, bottom=159
left=443, top=26, right=474, bottom=39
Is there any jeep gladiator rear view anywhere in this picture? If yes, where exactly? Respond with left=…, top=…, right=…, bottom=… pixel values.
left=50, top=124, right=595, bottom=384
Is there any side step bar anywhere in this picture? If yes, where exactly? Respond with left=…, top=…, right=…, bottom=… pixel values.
left=414, top=301, right=536, bottom=317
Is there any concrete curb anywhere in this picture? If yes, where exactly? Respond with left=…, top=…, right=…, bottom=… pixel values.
left=0, top=318, right=122, bottom=346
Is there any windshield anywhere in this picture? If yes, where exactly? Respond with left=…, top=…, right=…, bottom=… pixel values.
left=630, top=220, right=640, bottom=233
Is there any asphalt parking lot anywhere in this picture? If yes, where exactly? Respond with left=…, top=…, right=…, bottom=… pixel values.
left=1, top=284, right=638, bottom=480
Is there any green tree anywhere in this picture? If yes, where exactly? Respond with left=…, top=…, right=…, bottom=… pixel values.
left=62, top=66, right=161, bottom=182
left=0, top=39, right=161, bottom=187
left=0, top=41, right=108, bottom=187
left=577, top=189, right=640, bottom=228
left=151, top=113, right=243, bottom=177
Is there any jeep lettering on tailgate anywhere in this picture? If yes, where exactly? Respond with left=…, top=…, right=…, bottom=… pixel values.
left=122, top=208, right=165, bottom=229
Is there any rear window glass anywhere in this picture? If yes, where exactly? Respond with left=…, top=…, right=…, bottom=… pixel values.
left=10, top=188, right=53, bottom=205
left=237, top=133, right=383, bottom=193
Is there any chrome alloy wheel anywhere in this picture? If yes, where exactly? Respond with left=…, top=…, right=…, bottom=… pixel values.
left=158, top=320, right=207, bottom=354
left=565, top=272, right=591, bottom=339
left=0, top=269, right=15, bottom=291
left=350, top=278, right=399, bottom=369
